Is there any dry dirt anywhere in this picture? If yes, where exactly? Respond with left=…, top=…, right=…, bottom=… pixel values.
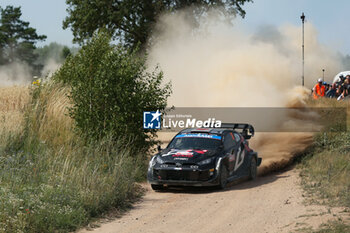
left=78, top=168, right=349, bottom=233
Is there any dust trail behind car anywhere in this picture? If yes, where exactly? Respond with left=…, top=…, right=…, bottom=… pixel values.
left=150, top=9, right=343, bottom=175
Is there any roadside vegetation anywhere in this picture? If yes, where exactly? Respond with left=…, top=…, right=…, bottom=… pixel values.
left=297, top=221, right=350, bottom=233
left=0, top=32, right=171, bottom=232
left=300, top=131, right=350, bottom=207
left=313, top=221, right=350, bottom=233
left=298, top=99, right=350, bottom=231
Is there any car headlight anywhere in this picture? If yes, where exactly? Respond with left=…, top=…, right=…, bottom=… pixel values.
left=198, top=158, right=213, bottom=165
left=156, top=156, right=165, bottom=164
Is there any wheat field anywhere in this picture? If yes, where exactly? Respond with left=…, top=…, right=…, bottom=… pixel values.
left=0, top=86, right=30, bottom=144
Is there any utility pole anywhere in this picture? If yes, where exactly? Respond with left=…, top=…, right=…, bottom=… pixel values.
left=301, top=13, right=305, bottom=86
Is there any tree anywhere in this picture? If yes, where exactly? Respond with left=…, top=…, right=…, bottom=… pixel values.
left=35, top=42, right=72, bottom=65
left=54, top=32, right=171, bottom=151
left=61, top=46, right=71, bottom=59
left=63, top=0, right=252, bottom=49
left=0, top=6, right=46, bottom=69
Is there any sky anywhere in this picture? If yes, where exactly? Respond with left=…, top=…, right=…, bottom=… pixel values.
left=0, top=0, right=349, bottom=54
left=242, top=0, right=349, bottom=54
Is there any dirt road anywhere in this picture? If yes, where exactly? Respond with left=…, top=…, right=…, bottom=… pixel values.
left=79, top=168, right=348, bottom=233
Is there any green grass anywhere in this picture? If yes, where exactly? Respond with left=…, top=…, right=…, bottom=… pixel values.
left=0, top=139, right=145, bottom=232
left=0, top=83, right=146, bottom=232
left=298, top=98, right=350, bottom=231
left=298, top=220, right=350, bottom=233
left=299, top=131, right=350, bottom=208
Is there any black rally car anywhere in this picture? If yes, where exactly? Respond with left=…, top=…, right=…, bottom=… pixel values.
left=147, top=123, right=262, bottom=190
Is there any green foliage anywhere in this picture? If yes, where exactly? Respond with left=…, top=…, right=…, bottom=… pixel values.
left=0, top=138, right=143, bottom=232
left=297, top=100, right=350, bottom=232
left=54, top=32, right=171, bottom=150
left=312, top=220, right=350, bottom=233
left=0, top=5, right=46, bottom=72
left=299, top=131, right=350, bottom=208
left=61, top=46, right=71, bottom=59
left=63, top=0, right=252, bottom=49
left=0, top=82, right=144, bottom=232
left=35, top=42, right=71, bottom=65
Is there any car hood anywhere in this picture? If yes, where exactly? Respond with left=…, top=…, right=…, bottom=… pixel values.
left=158, top=148, right=218, bottom=163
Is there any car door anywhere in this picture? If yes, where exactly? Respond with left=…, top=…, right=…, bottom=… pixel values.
left=223, top=132, right=239, bottom=175
left=233, top=133, right=249, bottom=176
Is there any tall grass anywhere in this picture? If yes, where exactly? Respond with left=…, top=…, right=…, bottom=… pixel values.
left=0, top=82, right=145, bottom=232
left=299, top=131, right=350, bottom=207
left=0, top=86, right=30, bottom=147
left=300, top=98, right=350, bottom=208
left=297, top=98, right=350, bottom=231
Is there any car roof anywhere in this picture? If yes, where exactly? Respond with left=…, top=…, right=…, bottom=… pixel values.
left=178, top=128, right=237, bottom=135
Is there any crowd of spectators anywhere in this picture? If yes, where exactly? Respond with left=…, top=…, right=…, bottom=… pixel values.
left=312, top=74, right=350, bottom=101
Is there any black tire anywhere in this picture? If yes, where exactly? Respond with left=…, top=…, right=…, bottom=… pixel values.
left=151, top=184, right=165, bottom=191
left=249, top=157, right=257, bottom=180
left=218, top=164, right=228, bottom=189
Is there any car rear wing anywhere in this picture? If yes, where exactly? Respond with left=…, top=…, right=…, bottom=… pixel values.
left=220, top=123, right=255, bottom=139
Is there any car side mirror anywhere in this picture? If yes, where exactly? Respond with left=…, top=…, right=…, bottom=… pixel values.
left=157, top=145, right=162, bottom=152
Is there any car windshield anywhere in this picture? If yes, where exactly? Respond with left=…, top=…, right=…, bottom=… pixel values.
left=168, top=134, right=222, bottom=150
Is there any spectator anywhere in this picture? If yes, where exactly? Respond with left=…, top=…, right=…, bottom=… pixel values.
left=313, top=78, right=325, bottom=99
left=312, top=73, right=350, bottom=101
left=323, top=82, right=330, bottom=92
left=345, top=76, right=350, bottom=92
left=326, top=83, right=337, bottom=98
left=337, top=87, right=348, bottom=101
left=336, top=85, right=343, bottom=98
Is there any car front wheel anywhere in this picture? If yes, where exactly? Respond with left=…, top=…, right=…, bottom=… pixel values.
left=218, top=165, right=228, bottom=189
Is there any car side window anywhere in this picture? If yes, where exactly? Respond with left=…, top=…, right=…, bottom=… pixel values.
left=223, top=132, right=235, bottom=151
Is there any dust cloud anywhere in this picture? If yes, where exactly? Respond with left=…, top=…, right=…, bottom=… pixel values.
left=0, top=62, right=33, bottom=86
left=150, top=9, right=343, bottom=174
left=41, top=59, right=61, bottom=78
left=0, top=60, right=61, bottom=87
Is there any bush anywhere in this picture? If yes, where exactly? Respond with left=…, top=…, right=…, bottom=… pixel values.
left=54, top=32, right=171, bottom=151
left=0, top=82, right=144, bottom=232
left=0, top=31, right=169, bottom=232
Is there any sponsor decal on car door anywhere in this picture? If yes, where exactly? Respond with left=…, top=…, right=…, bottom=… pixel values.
left=234, top=146, right=245, bottom=172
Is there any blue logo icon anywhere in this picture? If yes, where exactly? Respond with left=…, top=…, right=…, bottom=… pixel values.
left=143, top=110, right=161, bottom=129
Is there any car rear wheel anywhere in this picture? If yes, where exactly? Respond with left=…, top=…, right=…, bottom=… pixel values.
left=151, top=184, right=165, bottom=191
left=218, top=165, right=228, bottom=189
left=249, top=157, right=257, bottom=180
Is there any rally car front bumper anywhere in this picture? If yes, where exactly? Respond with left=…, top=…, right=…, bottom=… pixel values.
left=147, top=166, right=221, bottom=187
